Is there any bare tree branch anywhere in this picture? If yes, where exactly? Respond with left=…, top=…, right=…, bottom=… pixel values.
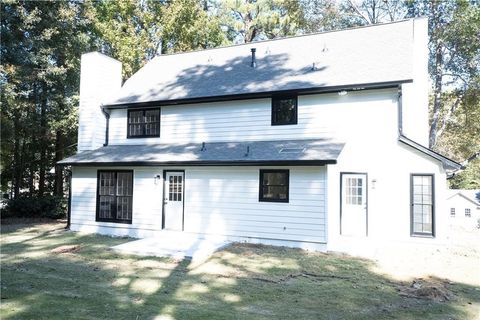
left=436, top=93, right=464, bottom=139
left=462, top=151, right=480, bottom=166
left=347, top=0, right=371, bottom=24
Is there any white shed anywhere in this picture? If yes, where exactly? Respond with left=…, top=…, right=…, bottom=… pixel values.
left=446, top=190, right=480, bottom=230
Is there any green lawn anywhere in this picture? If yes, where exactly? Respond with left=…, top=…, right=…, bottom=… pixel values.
left=1, top=221, right=479, bottom=320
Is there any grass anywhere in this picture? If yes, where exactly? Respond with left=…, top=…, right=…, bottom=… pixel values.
left=1, top=220, right=479, bottom=320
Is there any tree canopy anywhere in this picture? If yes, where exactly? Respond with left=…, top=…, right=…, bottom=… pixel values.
left=1, top=0, right=479, bottom=201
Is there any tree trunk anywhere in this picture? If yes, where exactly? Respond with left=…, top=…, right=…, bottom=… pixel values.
left=19, top=136, right=27, bottom=196
left=29, top=164, right=35, bottom=196
left=13, top=113, right=21, bottom=198
left=54, top=130, right=64, bottom=197
left=38, top=85, right=48, bottom=196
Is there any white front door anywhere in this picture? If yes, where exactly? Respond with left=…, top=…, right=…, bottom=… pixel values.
left=341, top=173, right=367, bottom=236
left=163, top=171, right=184, bottom=231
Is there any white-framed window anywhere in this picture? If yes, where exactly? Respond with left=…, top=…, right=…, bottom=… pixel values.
left=450, top=208, right=456, bottom=216
left=345, top=177, right=363, bottom=205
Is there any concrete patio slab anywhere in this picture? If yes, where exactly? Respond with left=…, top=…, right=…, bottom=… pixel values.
left=111, top=231, right=231, bottom=263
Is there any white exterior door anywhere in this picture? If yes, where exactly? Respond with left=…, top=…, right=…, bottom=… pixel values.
left=164, top=171, right=184, bottom=231
left=341, top=173, right=367, bottom=236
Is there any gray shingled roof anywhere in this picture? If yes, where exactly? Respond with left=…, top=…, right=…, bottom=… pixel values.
left=107, top=20, right=417, bottom=106
left=58, top=139, right=344, bottom=166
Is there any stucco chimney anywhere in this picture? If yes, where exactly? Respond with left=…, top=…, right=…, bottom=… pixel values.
left=77, top=52, right=122, bottom=152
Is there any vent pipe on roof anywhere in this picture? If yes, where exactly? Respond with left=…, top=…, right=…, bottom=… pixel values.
left=250, top=48, right=257, bottom=68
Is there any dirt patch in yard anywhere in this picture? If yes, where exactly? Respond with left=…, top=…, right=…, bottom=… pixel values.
left=397, top=277, right=455, bottom=302
left=368, top=228, right=480, bottom=286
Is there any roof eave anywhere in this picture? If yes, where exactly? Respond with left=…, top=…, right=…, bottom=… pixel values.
left=104, top=80, right=413, bottom=109
left=58, top=159, right=337, bottom=167
left=398, top=135, right=463, bottom=171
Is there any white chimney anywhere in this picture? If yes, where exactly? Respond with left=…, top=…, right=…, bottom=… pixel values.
left=77, top=52, right=122, bottom=152
left=401, top=18, right=429, bottom=146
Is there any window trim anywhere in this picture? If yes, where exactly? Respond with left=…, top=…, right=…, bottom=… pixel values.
left=259, top=169, right=290, bottom=203
left=127, top=108, right=161, bottom=138
left=410, top=173, right=435, bottom=237
left=271, top=95, right=298, bottom=126
left=96, top=170, right=134, bottom=224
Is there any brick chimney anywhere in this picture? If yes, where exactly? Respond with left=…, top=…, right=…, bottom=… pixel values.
left=77, top=52, right=122, bottom=152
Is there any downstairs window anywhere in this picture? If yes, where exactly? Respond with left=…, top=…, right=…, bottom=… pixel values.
left=259, top=169, right=289, bottom=202
left=411, top=174, right=435, bottom=236
left=97, top=170, right=133, bottom=223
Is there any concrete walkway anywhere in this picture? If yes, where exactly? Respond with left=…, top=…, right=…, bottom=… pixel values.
left=111, top=231, right=231, bottom=263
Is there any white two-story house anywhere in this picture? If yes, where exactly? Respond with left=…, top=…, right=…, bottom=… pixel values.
left=59, top=18, right=461, bottom=253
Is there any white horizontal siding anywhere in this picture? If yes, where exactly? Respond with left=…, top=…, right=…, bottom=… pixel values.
left=183, top=167, right=327, bottom=243
left=70, top=166, right=326, bottom=243
left=108, top=88, right=398, bottom=145
left=70, top=167, right=163, bottom=237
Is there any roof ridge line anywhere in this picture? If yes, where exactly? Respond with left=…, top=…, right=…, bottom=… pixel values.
left=150, top=18, right=416, bottom=60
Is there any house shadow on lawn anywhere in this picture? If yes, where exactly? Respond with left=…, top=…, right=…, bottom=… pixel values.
left=1, top=225, right=479, bottom=320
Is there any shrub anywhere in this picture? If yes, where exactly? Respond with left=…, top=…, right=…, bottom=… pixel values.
left=1, top=196, right=67, bottom=219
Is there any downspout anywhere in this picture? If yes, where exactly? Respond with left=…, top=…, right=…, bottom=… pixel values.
left=65, top=168, right=72, bottom=230
left=101, top=106, right=110, bottom=146
left=397, top=85, right=403, bottom=136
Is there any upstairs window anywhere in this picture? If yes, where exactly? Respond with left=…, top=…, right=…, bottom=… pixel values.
left=97, top=170, right=133, bottom=224
left=259, top=169, right=289, bottom=202
left=465, top=208, right=471, bottom=217
left=272, top=96, right=297, bottom=125
left=411, top=174, right=435, bottom=237
left=450, top=208, right=456, bottom=216
left=128, top=108, right=160, bottom=138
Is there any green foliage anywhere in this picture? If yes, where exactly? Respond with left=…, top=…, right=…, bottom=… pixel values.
left=218, top=0, right=305, bottom=42
left=2, top=196, right=67, bottom=219
left=1, top=1, right=92, bottom=198
left=87, top=0, right=160, bottom=79
left=88, top=0, right=227, bottom=79
left=160, top=0, right=227, bottom=53
left=450, top=158, right=480, bottom=189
